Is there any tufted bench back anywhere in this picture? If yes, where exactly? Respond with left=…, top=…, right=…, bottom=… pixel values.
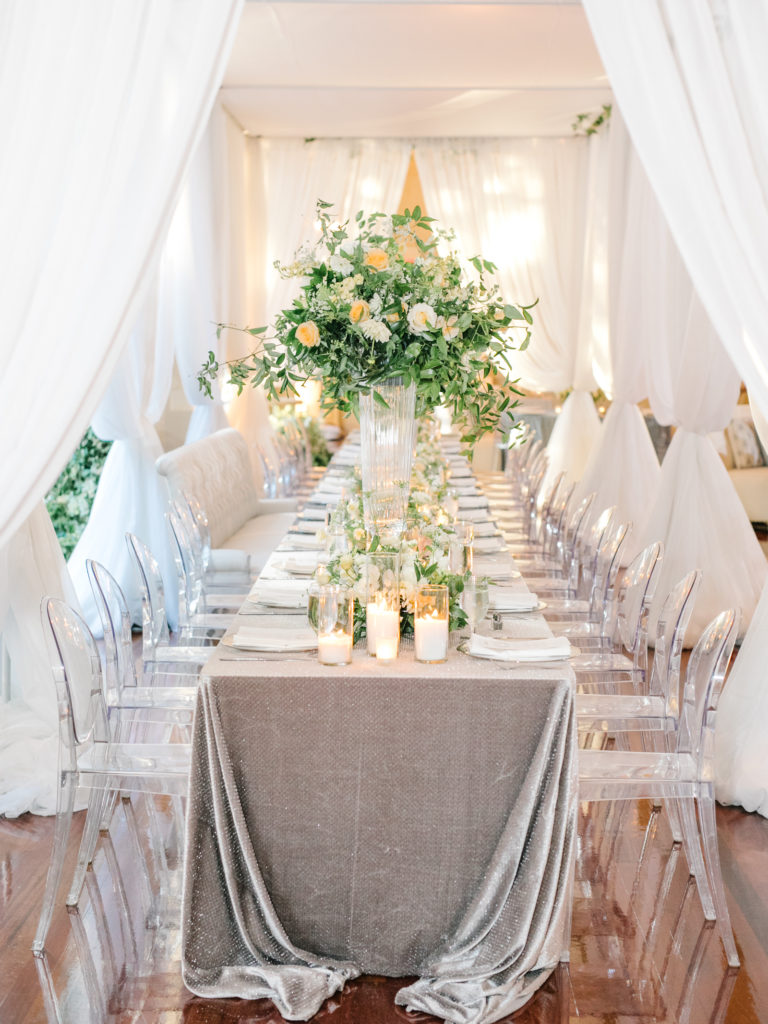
left=156, top=429, right=261, bottom=548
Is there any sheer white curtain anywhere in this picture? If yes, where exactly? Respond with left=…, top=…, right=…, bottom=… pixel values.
left=0, top=0, right=242, bottom=548
left=229, top=138, right=412, bottom=466
left=67, top=291, right=177, bottom=633
left=416, top=138, right=600, bottom=483
left=574, top=114, right=660, bottom=545
left=583, top=0, right=768, bottom=814
left=0, top=0, right=242, bottom=816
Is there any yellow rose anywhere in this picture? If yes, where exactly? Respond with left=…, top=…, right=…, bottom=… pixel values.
left=295, top=320, right=320, bottom=347
left=349, top=300, right=370, bottom=324
left=386, top=311, right=400, bottom=324
left=364, top=248, right=389, bottom=272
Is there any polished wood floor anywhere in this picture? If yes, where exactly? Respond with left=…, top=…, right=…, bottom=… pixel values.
left=0, top=792, right=766, bottom=1023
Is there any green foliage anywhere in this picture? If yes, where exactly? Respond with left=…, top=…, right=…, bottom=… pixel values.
left=572, top=104, right=612, bottom=136
left=199, top=200, right=533, bottom=449
left=303, top=416, right=332, bottom=467
left=45, top=429, right=112, bottom=559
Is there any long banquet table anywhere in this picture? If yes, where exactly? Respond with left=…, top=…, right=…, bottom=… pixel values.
left=181, top=439, right=578, bottom=1024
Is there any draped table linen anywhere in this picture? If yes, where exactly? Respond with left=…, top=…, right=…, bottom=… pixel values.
left=181, top=449, right=578, bottom=1023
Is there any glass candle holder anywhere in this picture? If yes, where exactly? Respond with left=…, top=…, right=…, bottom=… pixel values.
left=365, top=551, right=400, bottom=660
left=414, top=584, right=449, bottom=663
left=316, top=585, right=354, bottom=665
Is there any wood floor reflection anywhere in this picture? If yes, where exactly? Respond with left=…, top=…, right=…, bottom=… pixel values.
left=1, top=795, right=765, bottom=1023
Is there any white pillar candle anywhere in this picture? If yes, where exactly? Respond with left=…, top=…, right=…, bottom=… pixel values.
left=375, top=635, right=399, bottom=662
left=415, top=611, right=449, bottom=663
left=367, top=601, right=399, bottom=656
left=318, top=629, right=353, bottom=665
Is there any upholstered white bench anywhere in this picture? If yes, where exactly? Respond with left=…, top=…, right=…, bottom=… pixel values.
left=156, top=428, right=298, bottom=571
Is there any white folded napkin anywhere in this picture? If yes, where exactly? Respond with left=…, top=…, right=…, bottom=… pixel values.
left=467, top=634, right=571, bottom=662
left=474, top=558, right=520, bottom=580
left=471, top=521, right=497, bottom=537
left=231, top=624, right=317, bottom=651
left=473, top=536, right=505, bottom=553
left=488, top=588, right=539, bottom=612
left=459, top=509, right=493, bottom=523
left=249, top=579, right=310, bottom=608
left=299, top=507, right=327, bottom=521
left=282, top=532, right=324, bottom=550
left=271, top=552, right=319, bottom=576
left=292, top=520, right=321, bottom=535
left=310, top=491, right=344, bottom=505
left=458, top=495, right=489, bottom=509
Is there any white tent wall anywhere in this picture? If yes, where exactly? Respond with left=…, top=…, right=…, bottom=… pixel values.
left=0, top=0, right=244, bottom=817
left=583, top=0, right=768, bottom=815
left=416, top=137, right=601, bottom=483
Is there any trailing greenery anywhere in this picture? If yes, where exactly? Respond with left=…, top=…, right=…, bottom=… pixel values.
left=572, top=104, right=612, bottom=136
left=45, top=429, right=112, bottom=559
left=199, top=200, right=534, bottom=448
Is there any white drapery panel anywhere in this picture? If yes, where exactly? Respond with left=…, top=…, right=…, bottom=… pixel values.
left=583, top=0, right=768, bottom=815
left=164, top=105, right=234, bottom=445
left=0, top=0, right=242, bottom=817
left=416, top=138, right=600, bottom=483
left=0, top=507, right=83, bottom=817
left=229, top=138, right=412, bottom=472
left=574, top=114, right=660, bottom=545
left=0, top=0, right=243, bottom=549
left=68, top=292, right=177, bottom=634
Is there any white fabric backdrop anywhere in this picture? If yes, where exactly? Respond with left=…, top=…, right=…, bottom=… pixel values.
left=0, top=0, right=242, bottom=816
left=583, top=0, right=768, bottom=814
left=574, top=114, right=660, bottom=547
left=415, top=138, right=601, bottom=483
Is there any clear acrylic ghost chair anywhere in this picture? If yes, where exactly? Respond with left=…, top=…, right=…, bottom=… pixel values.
left=501, top=470, right=566, bottom=552
left=125, top=533, right=221, bottom=671
left=578, top=607, right=741, bottom=968
left=180, top=493, right=254, bottom=590
left=87, top=559, right=198, bottom=718
left=511, top=481, right=578, bottom=579
left=525, top=492, right=598, bottom=598
left=567, top=542, right=664, bottom=684
left=32, top=598, right=190, bottom=956
left=546, top=514, right=629, bottom=634
left=167, top=505, right=245, bottom=630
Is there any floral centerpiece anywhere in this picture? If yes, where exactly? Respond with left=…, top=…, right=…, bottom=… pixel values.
left=198, top=200, right=534, bottom=447
left=316, top=425, right=473, bottom=640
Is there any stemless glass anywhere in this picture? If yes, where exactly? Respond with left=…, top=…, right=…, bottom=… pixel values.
left=460, top=577, right=490, bottom=637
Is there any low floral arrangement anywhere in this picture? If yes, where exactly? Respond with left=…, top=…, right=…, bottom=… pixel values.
left=199, top=201, right=535, bottom=447
left=314, top=426, right=477, bottom=640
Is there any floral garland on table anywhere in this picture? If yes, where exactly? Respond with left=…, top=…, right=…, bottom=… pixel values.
left=198, top=201, right=535, bottom=448
left=315, top=430, right=477, bottom=641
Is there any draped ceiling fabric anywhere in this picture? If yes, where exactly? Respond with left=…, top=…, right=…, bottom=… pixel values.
left=416, top=138, right=601, bottom=484
left=583, top=0, right=768, bottom=815
left=228, top=137, right=412, bottom=478
left=574, top=114, right=660, bottom=550
left=0, top=0, right=243, bottom=817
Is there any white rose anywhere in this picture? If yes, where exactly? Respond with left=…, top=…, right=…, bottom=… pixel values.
left=407, top=302, right=437, bottom=335
left=330, top=253, right=353, bottom=276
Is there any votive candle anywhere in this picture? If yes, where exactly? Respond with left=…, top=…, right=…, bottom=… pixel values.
left=318, top=628, right=353, bottom=665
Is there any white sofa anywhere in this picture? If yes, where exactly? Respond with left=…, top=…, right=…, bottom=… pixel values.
left=156, top=428, right=299, bottom=570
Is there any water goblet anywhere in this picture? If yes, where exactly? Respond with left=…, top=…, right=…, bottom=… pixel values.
left=460, top=577, right=490, bottom=638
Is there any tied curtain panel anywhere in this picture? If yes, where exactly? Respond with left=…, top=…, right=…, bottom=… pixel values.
left=0, top=0, right=243, bottom=817
left=415, top=138, right=602, bottom=486
left=228, top=137, right=412, bottom=479
left=583, top=0, right=768, bottom=814
left=573, top=113, right=660, bottom=551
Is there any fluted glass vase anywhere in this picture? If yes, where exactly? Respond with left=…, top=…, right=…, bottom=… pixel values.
left=359, top=377, right=417, bottom=540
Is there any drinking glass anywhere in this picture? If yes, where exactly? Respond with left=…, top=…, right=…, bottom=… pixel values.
left=460, top=577, right=490, bottom=637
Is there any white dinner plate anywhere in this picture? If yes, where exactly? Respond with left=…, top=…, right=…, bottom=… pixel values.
left=222, top=635, right=317, bottom=653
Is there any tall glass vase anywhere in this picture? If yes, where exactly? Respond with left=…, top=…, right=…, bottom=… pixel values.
left=359, top=377, right=417, bottom=540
